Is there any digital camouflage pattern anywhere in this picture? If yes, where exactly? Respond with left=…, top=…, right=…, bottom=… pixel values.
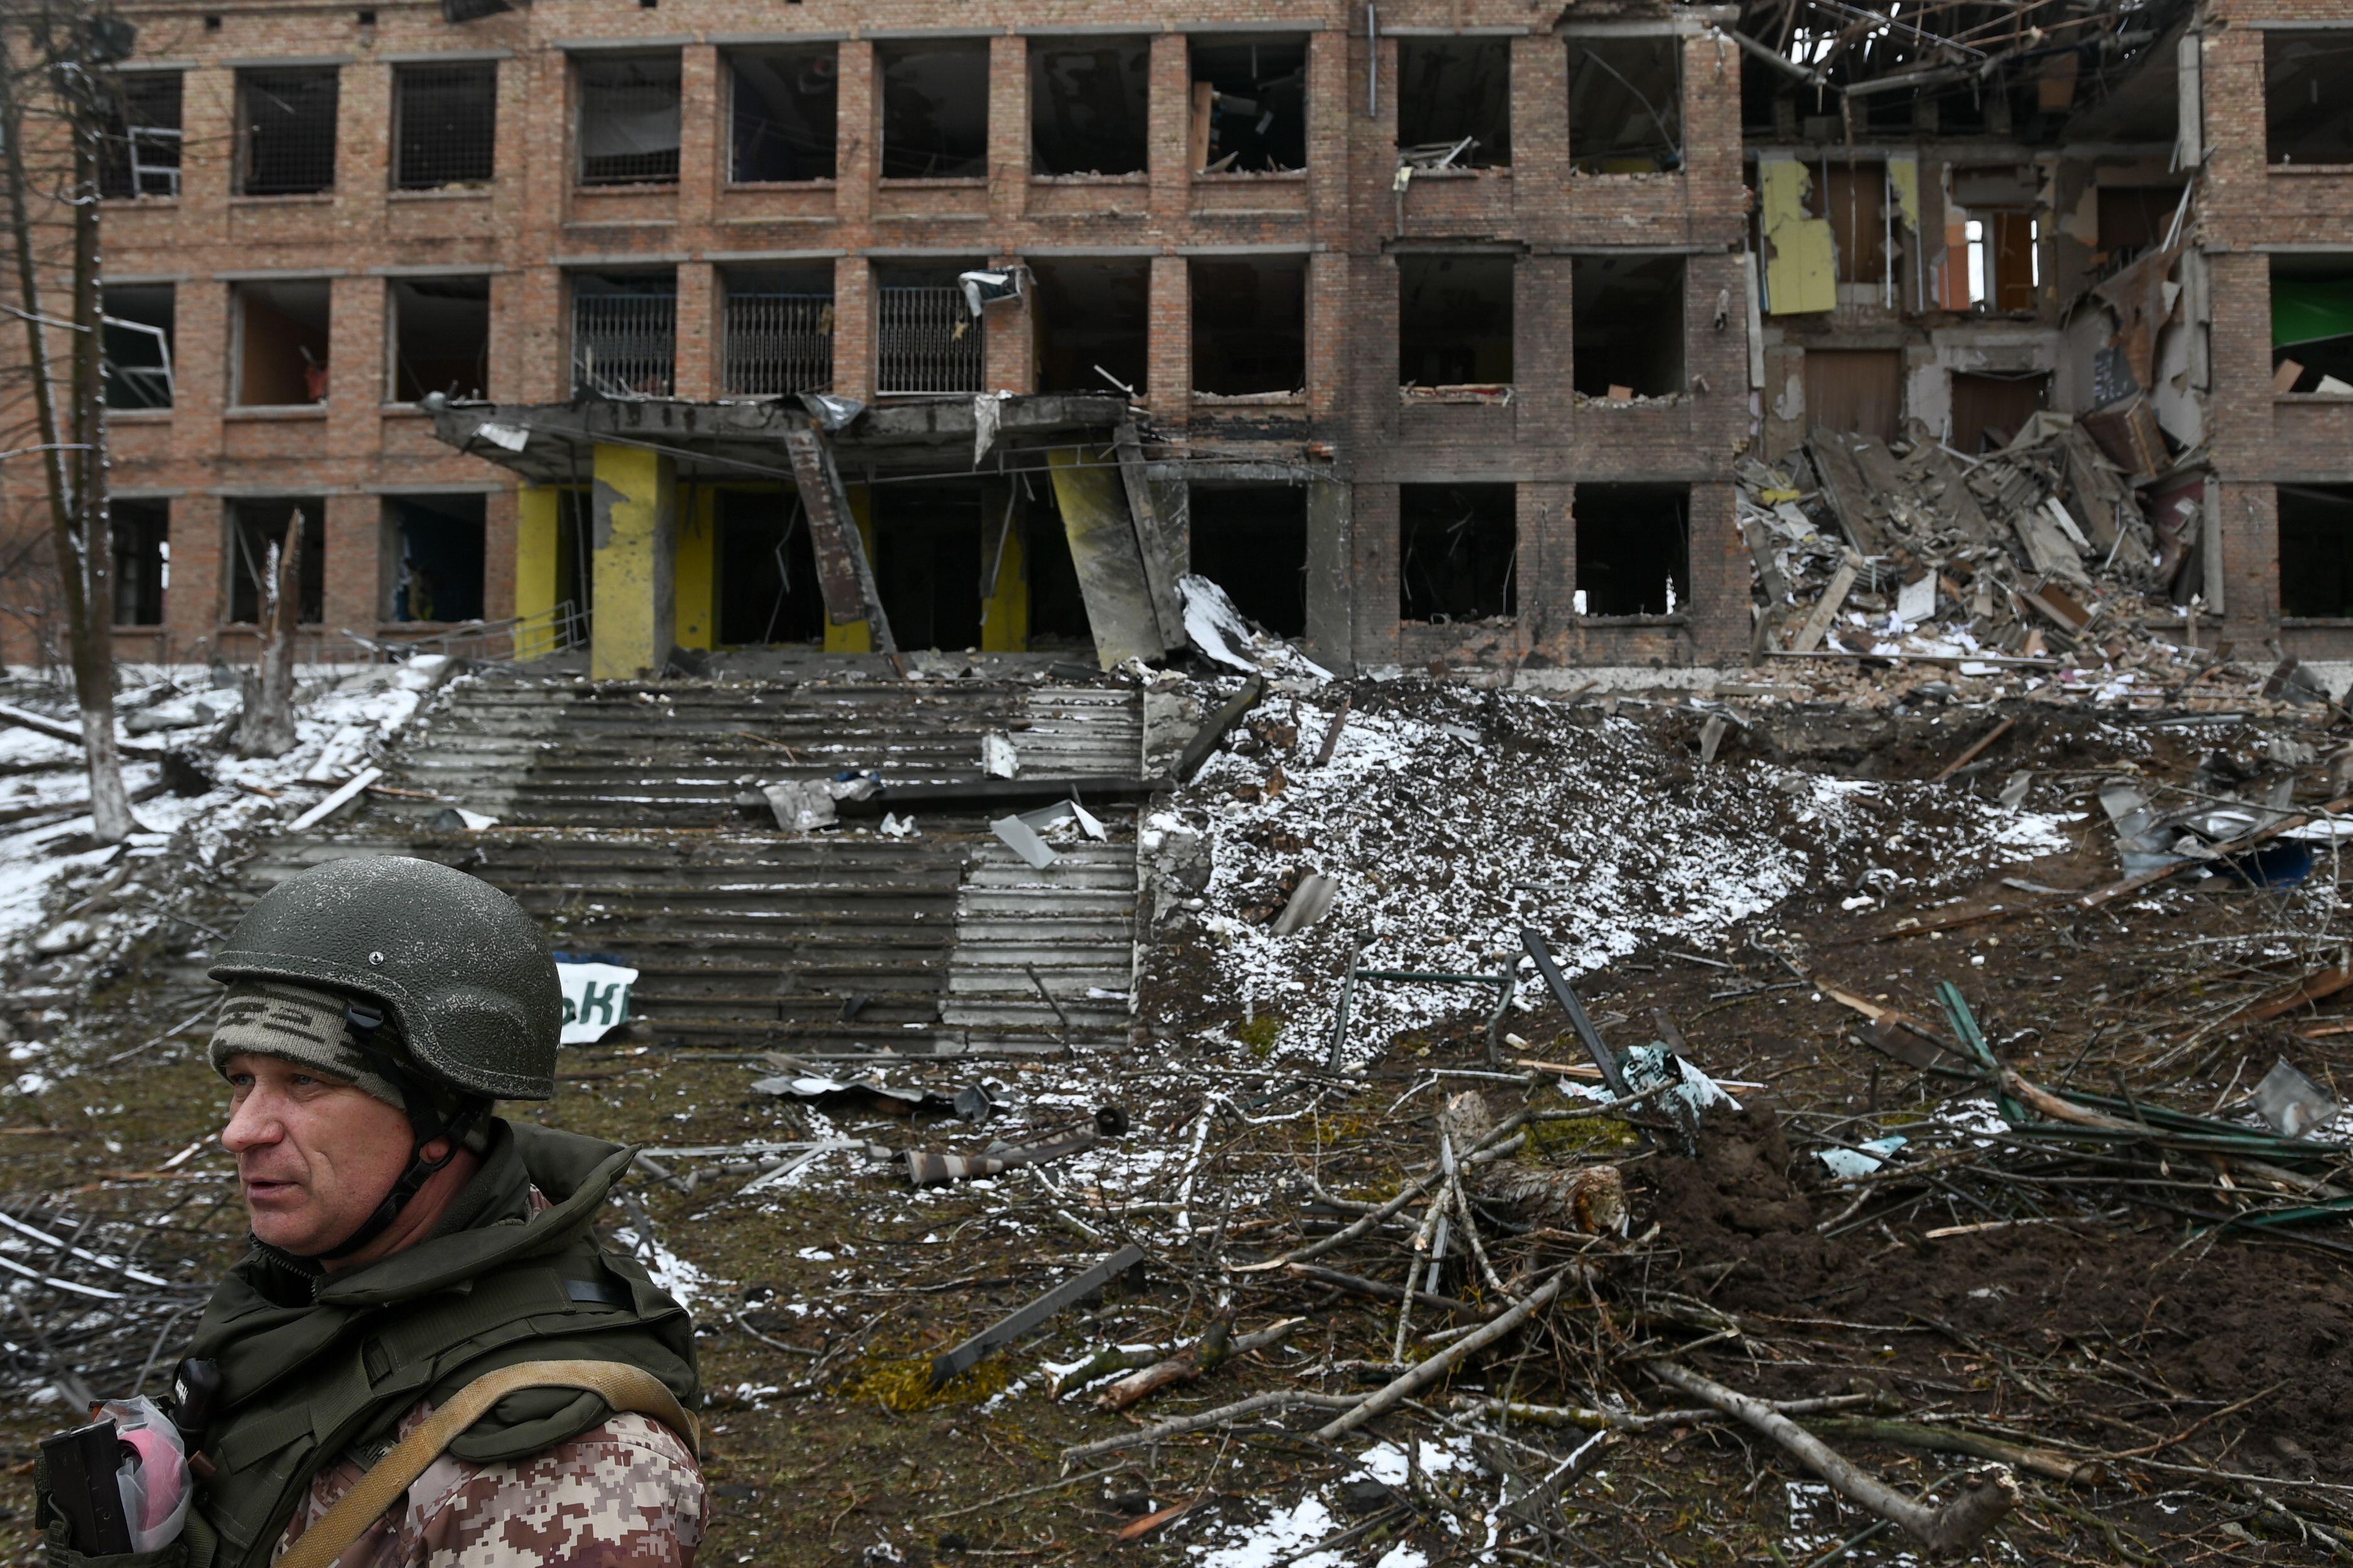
left=275, top=1403, right=704, bottom=1568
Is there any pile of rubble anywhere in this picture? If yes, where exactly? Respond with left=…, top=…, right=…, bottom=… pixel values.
left=1741, top=417, right=2341, bottom=713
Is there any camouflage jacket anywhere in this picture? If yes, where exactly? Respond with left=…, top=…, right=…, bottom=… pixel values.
left=275, top=1398, right=704, bottom=1567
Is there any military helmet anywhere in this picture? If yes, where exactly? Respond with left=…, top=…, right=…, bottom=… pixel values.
left=209, top=855, right=561, bottom=1100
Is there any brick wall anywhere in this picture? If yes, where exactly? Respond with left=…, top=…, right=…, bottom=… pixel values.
left=1, top=0, right=1763, bottom=673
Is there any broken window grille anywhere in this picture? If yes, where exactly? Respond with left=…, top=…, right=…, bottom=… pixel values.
left=225, top=498, right=325, bottom=624
left=1030, top=36, right=1149, bottom=177
left=876, top=266, right=983, bottom=395
left=99, top=71, right=182, bottom=199
left=879, top=41, right=989, bottom=180
left=101, top=282, right=174, bottom=410
left=2279, top=483, right=2353, bottom=619
left=721, top=265, right=834, bottom=396
left=570, top=270, right=676, bottom=398
left=236, top=66, right=339, bottom=195
left=1031, top=256, right=1148, bottom=397
left=1398, top=253, right=1513, bottom=389
left=1189, top=485, right=1307, bottom=635
left=1189, top=35, right=1306, bottom=174
left=2270, top=257, right=2353, bottom=396
left=231, top=279, right=331, bottom=407
left=112, top=499, right=168, bottom=627
left=394, top=62, right=497, bottom=189
left=576, top=53, right=681, bottom=186
left=1191, top=255, right=1306, bottom=397
left=1571, top=255, right=1683, bottom=399
left=1400, top=483, right=1516, bottom=622
left=1396, top=37, right=1511, bottom=168
left=387, top=275, right=490, bottom=403
left=1567, top=36, right=1681, bottom=174
left=730, top=45, right=838, bottom=183
left=2266, top=33, right=2353, bottom=166
left=1575, top=483, right=1688, bottom=618
left=382, top=493, right=486, bottom=624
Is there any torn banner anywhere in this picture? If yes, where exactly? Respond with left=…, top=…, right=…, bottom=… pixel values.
left=556, top=953, right=639, bottom=1044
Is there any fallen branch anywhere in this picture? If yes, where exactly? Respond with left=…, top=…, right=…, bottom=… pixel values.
left=1647, top=1361, right=2018, bottom=1557
left=1060, top=1390, right=1360, bottom=1466
left=1807, top=1417, right=2107, bottom=1485
left=1284, top=1261, right=1484, bottom=1317
left=1453, top=1392, right=1874, bottom=1432
left=1095, top=1315, right=1303, bottom=1413
left=1314, top=1266, right=1573, bottom=1442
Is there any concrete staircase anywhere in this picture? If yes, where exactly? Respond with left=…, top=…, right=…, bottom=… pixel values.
left=218, top=669, right=1147, bottom=1055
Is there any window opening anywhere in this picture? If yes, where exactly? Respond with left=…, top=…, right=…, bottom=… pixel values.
left=1032, top=256, right=1148, bottom=397
left=394, top=62, right=497, bottom=189
left=1031, top=36, right=1148, bottom=176
left=1575, top=483, right=1688, bottom=617
left=718, top=489, right=824, bottom=644
left=383, top=494, right=485, bottom=623
left=226, top=499, right=325, bottom=623
left=237, top=67, right=339, bottom=195
left=875, top=481, right=985, bottom=649
left=1567, top=37, right=1680, bottom=173
left=1189, top=485, right=1307, bottom=635
left=2271, top=257, right=2353, bottom=395
left=1571, top=255, right=1683, bottom=398
left=1963, top=212, right=2038, bottom=312
left=2280, top=483, right=2353, bottom=618
left=1949, top=371, right=2048, bottom=453
left=1400, top=483, right=1515, bottom=621
left=1399, top=254, right=1513, bottom=388
left=387, top=276, right=490, bottom=403
left=112, top=499, right=168, bottom=627
left=100, top=72, right=182, bottom=198
left=1192, top=255, right=1306, bottom=396
left=232, top=279, right=331, bottom=407
left=722, top=265, right=834, bottom=396
left=2267, top=33, right=2353, bottom=166
left=730, top=45, right=837, bottom=183
left=1396, top=38, right=1510, bottom=168
left=577, top=54, right=681, bottom=186
left=879, top=41, right=989, bottom=179
left=1189, top=35, right=1306, bottom=173
left=876, top=263, right=983, bottom=395
left=571, top=270, right=675, bottom=397
left=101, top=282, right=174, bottom=409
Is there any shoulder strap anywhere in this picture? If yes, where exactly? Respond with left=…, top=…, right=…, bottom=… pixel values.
left=273, top=1359, right=699, bottom=1568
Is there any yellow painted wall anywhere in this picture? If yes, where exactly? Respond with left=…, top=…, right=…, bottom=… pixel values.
left=1760, top=159, right=1837, bottom=315
left=590, top=442, right=676, bottom=680
left=673, top=485, right=716, bottom=651
left=823, top=485, right=875, bottom=654
left=979, top=507, right=1028, bottom=652
left=514, top=485, right=560, bottom=661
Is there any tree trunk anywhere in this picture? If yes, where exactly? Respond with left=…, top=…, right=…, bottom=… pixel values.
left=0, top=10, right=132, bottom=843
left=235, top=512, right=303, bottom=757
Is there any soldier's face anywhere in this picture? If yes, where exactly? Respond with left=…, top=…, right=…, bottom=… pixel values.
left=219, top=1053, right=416, bottom=1256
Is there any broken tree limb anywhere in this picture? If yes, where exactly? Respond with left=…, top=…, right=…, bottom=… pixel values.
left=1646, top=1361, right=2019, bottom=1557
left=1059, top=1390, right=1362, bottom=1466
left=0, top=702, right=165, bottom=759
left=1313, top=693, right=1353, bottom=767
left=1314, top=1266, right=1572, bottom=1442
left=1805, top=1418, right=2108, bottom=1486
left=1094, top=1315, right=1303, bottom=1412
left=1454, top=1393, right=1875, bottom=1432
left=1283, top=1262, right=1484, bottom=1317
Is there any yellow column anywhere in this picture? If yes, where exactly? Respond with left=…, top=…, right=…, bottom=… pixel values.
left=514, top=484, right=560, bottom=661
left=823, top=485, right=876, bottom=654
left=979, top=508, right=1028, bottom=652
left=673, top=486, right=716, bottom=650
left=590, top=442, right=676, bottom=680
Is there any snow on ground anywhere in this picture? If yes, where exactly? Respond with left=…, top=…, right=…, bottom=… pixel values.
left=1164, top=684, right=2080, bottom=1068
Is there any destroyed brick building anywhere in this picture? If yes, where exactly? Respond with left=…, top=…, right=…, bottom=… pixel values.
left=3, top=0, right=2352, bottom=677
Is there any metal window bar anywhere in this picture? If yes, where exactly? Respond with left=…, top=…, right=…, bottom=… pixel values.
left=876, top=286, right=981, bottom=395
left=723, top=292, right=833, bottom=396
left=100, top=75, right=183, bottom=199
left=578, top=58, right=681, bottom=186
left=238, top=67, right=339, bottom=195
left=101, top=314, right=174, bottom=409
left=572, top=292, right=676, bottom=398
left=395, top=63, right=497, bottom=189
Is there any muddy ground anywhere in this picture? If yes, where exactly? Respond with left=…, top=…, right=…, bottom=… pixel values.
left=1, top=693, right=2349, bottom=1566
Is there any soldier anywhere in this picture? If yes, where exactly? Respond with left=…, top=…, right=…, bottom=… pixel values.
left=39, top=856, right=704, bottom=1568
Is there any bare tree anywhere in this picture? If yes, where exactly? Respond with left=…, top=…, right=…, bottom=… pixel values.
left=0, top=0, right=135, bottom=840
left=233, top=512, right=302, bottom=757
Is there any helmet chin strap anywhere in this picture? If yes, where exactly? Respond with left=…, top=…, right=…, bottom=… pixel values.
left=314, top=1003, right=486, bottom=1264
